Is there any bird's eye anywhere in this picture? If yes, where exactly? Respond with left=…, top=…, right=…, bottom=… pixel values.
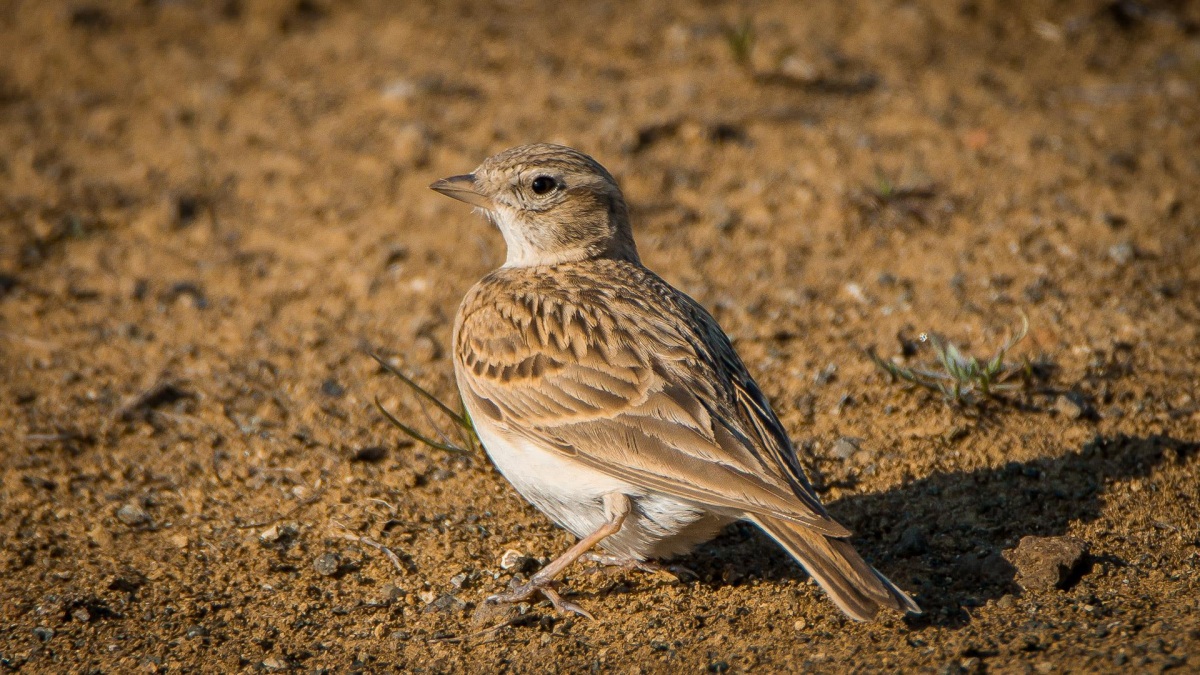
left=530, top=176, right=557, bottom=195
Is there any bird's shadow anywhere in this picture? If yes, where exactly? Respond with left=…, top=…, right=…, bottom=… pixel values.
left=668, top=433, right=1196, bottom=629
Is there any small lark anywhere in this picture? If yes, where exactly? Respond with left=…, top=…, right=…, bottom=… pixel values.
left=431, top=144, right=920, bottom=621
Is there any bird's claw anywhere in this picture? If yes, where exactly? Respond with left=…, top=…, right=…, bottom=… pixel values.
left=486, top=579, right=595, bottom=621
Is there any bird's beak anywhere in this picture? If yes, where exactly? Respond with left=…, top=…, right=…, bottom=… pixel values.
left=429, top=174, right=495, bottom=210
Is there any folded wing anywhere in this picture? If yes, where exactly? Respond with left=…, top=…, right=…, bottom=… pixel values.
left=455, top=268, right=849, bottom=537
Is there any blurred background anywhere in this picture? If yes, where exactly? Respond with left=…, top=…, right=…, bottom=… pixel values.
left=1, top=1, right=1198, bottom=671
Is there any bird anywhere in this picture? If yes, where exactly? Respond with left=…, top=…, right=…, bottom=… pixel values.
left=430, top=143, right=920, bottom=621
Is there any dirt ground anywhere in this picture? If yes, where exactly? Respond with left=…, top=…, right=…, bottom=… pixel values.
left=2, top=0, right=1199, bottom=672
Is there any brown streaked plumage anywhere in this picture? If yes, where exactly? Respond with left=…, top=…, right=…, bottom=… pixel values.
left=432, top=143, right=920, bottom=621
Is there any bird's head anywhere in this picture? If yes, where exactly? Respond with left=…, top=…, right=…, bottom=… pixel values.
left=431, top=144, right=638, bottom=268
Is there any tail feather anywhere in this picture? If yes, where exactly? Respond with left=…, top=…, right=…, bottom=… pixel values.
left=749, top=514, right=921, bottom=621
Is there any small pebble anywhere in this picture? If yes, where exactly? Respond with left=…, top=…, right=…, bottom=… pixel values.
left=831, top=437, right=860, bottom=460
left=320, top=379, right=345, bottom=397
left=108, top=574, right=145, bottom=593
left=500, top=549, right=524, bottom=570
left=381, top=78, right=419, bottom=101
left=259, top=523, right=299, bottom=546
left=814, top=363, right=837, bottom=385
left=943, top=425, right=970, bottom=443
left=116, top=503, right=150, bottom=527
left=1054, top=394, right=1085, bottom=420
left=313, top=552, right=342, bottom=577
left=32, top=626, right=53, bottom=642
left=351, top=446, right=387, bottom=462
left=422, top=593, right=467, bottom=614
left=1108, top=242, right=1134, bottom=265
left=380, top=584, right=404, bottom=603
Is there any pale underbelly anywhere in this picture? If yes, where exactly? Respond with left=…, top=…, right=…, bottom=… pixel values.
left=472, top=418, right=733, bottom=561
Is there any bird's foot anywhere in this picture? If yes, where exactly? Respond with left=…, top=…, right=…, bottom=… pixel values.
left=487, top=578, right=594, bottom=621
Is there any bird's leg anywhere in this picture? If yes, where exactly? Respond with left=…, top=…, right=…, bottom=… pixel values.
left=487, top=492, right=631, bottom=620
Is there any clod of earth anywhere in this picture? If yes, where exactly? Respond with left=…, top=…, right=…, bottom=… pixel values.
left=1004, top=536, right=1090, bottom=592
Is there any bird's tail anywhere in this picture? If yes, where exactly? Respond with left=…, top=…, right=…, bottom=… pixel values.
left=749, top=514, right=921, bottom=621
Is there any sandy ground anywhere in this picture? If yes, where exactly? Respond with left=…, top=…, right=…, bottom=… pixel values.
left=2, top=0, right=1199, bottom=672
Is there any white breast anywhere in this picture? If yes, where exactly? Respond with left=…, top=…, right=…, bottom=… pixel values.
left=472, top=416, right=732, bottom=561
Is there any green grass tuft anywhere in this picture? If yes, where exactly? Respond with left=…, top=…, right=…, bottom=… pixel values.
left=868, top=314, right=1033, bottom=406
